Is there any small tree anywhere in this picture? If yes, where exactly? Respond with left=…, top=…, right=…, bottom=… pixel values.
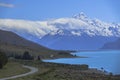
left=0, top=51, right=8, bottom=69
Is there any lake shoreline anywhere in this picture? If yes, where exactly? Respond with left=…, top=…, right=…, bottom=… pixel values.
left=72, top=49, right=120, bottom=53
left=43, top=50, right=120, bottom=75
left=1, top=59, right=120, bottom=80
left=42, top=56, right=88, bottom=60
left=14, top=60, right=120, bottom=80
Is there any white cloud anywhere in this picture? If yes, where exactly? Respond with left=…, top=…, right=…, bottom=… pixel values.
left=0, top=3, right=14, bottom=8
left=0, top=19, right=58, bottom=39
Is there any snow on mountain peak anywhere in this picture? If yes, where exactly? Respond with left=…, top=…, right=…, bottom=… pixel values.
left=73, top=12, right=88, bottom=20
left=0, top=12, right=120, bottom=41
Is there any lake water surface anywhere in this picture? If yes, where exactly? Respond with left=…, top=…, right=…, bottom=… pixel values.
left=43, top=50, right=120, bottom=75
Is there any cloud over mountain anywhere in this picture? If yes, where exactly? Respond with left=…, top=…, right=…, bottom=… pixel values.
left=0, top=19, right=58, bottom=39
left=0, top=12, right=120, bottom=39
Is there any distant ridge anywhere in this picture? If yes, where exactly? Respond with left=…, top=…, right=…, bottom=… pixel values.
left=101, top=38, right=120, bottom=50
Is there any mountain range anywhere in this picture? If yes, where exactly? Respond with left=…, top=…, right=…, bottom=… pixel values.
left=0, top=12, right=119, bottom=50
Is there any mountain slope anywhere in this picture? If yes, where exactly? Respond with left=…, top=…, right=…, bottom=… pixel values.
left=0, top=12, right=119, bottom=50
left=0, top=29, right=48, bottom=50
left=101, top=38, right=120, bottom=50
left=40, top=34, right=117, bottom=50
left=0, top=29, right=57, bottom=58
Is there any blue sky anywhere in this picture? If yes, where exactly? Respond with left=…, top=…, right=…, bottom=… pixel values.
left=0, top=0, right=120, bottom=22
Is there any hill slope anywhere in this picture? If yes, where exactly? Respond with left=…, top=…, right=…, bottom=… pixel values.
left=0, top=29, right=64, bottom=59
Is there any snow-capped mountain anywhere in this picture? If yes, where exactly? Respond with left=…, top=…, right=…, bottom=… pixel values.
left=0, top=12, right=119, bottom=50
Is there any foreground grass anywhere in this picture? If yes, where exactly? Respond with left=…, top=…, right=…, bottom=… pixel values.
left=0, top=61, right=30, bottom=78
left=0, top=60, right=120, bottom=80
left=9, top=60, right=120, bottom=80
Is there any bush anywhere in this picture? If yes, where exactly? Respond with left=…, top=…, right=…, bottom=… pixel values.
left=22, top=51, right=33, bottom=60
left=37, top=56, right=41, bottom=60
left=8, top=51, right=34, bottom=60
left=0, top=51, right=8, bottom=69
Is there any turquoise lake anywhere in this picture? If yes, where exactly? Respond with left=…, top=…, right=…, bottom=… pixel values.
left=43, top=50, right=120, bottom=75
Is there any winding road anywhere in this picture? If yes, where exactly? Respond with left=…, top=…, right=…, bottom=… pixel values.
left=0, top=65, right=38, bottom=80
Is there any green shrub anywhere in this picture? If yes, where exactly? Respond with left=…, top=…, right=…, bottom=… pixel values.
left=0, top=51, right=8, bottom=69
